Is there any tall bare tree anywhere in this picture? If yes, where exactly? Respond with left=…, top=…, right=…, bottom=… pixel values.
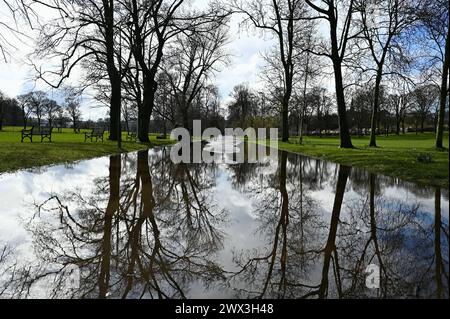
left=305, top=0, right=357, bottom=148
left=233, top=0, right=308, bottom=142
left=163, top=23, right=229, bottom=132
left=416, top=0, right=449, bottom=148
left=356, top=0, right=414, bottom=147
left=27, top=0, right=127, bottom=142
left=43, top=98, right=60, bottom=128
left=412, top=84, right=439, bottom=133
left=64, top=88, right=82, bottom=132
left=124, top=0, right=227, bottom=142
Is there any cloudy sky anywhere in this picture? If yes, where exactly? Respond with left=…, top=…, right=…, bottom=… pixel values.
left=0, top=0, right=277, bottom=120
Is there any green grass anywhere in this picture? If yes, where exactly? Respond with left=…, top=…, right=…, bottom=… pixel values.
left=0, top=127, right=175, bottom=174
left=1, top=126, right=448, bottom=188
left=259, top=133, right=449, bottom=188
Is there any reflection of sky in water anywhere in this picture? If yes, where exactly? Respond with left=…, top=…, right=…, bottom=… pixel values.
left=0, top=149, right=448, bottom=299
left=0, top=158, right=109, bottom=245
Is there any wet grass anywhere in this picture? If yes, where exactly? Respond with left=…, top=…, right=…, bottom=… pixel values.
left=260, top=133, right=449, bottom=188
left=0, top=126, right=175, bottom=174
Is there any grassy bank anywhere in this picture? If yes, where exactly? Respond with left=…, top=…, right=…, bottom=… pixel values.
left=0, top=127, right=174, bottom=174
left=260, top=133, right=449, bottom=188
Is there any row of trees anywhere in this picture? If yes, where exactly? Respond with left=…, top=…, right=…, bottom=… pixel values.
left=2, top=0, right=230, bottom=145
left=0, top=89, right=82, bottom=131
left=0, top=0, right=448, bottom=149
left=226, top=81, right=443, bottom=137
left=232, top=0, right=448, bottom=148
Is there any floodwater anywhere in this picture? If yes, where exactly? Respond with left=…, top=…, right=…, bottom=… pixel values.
left=0, top=146, right=448, bottom=299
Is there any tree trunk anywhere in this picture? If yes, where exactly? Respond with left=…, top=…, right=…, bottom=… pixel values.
left=109, top=76, right=122, bottom=141
left=138, top=101, right=151, bottom=143
left=281, top=93, right=290, bottom=142
left=328, top=8, right=353, bottom=149
left=104, top=0, right=121, bottom=142
left=434, top=187, right=443, bottom=298
left=181, top=103, right=190, bottom=132
left=299, top=112, right=304, bottom=144
left=318, top=165, right=351, bottom=298
left=436, top=28, right=449, bottom=148
left=370, top=73, right=383, bottom=147
left=333, top=63, right=353, bottom=148
left=99, top=155, right=121, bottom=298
left=138, top=78, right=156, bottom=143
left=299, top=52, right=310, bottom=145
left=124, top=110, right=130, bottom=133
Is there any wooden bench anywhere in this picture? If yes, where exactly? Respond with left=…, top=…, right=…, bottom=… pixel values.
left=126, top=131, right=137, bottom=141
left=85, top=128, right=105, bottom=142
left=21, top=126, right=53, bottom=143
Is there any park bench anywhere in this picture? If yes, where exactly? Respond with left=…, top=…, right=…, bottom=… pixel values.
left=126, top=131, right=137, bottom=141
left=21, top=126, right=53, bottom=143
left=156, top=134, right=167, bottom=140
left=85, top=128, right=106, bottom=142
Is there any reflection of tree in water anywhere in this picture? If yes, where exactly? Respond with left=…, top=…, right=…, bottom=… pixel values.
left=0, top=150, right=227, bottom=299
left=229, top=151, right=326, bottom=298
left=230, top=151, right=449, bottom=299
left=0, top=149, right=447, bottom=299
left=334, top=176, right=449, bottom=299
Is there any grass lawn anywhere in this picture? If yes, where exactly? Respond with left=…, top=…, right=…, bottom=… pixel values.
left=0, top=126, right=174, bottom=174
left=260, top=133, right=449, bottom=188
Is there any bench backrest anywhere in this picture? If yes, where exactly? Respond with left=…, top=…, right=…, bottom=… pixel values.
left=91, top=128, right=105, bottom=134
left=32, top=127, right=53, bottom=134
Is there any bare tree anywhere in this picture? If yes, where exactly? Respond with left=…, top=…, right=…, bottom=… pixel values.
left=297, top=27, right=321, bottom=144
left=18, top=90, right=47, bottom=127
left=233, top=0, right=308, bottom=142
left=412, top=84, right=439, bottom=133
left=27, top=0, right=128, bottom=142
left=43, top=98, right=60, bottom=128
left=356, top=0, right=414, bottom=147
left=416, top=1, right=449, bottom=148
left=124, top=0, right=228, bottom=142
left=64, top=89, right=82, bottom=132
left=227, top=83, right=257, bottom=128
left=305, top=0, right=357, bottom=148
left=17, top=92, right=34, bottom=129
left=163, top=23, right=229, bottom=132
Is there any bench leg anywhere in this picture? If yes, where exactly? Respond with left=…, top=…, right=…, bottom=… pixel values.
left=22, top=135, right=32, bottom=143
